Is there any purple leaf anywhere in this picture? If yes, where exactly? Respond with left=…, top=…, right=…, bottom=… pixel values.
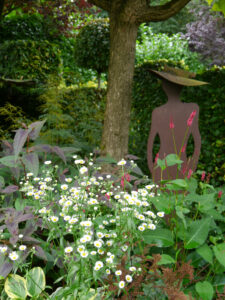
left=23, top=236, right=41, bottom=244
left=1, top=185, right=18, bottom=194
left=34, top=245, right=47, bottom=260
left=28, top=120, right=46, bottom=141
left=13, top=128, right=30, bottom=158
left=10, top=234, right=19, bottom=245
left=52, top=146, right=66, bottom=163
left=22, top=152, right=39, bottom=177
left=0, top=261, right=13, bottom=278
left=30, top=144, right=52, bottom=153
left=0, top=156, right=18, bottom=168
left=17, top=213, right=34, bottom=223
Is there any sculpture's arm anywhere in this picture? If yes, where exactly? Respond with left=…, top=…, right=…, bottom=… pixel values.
left=147, top=112, right=158, bottom=174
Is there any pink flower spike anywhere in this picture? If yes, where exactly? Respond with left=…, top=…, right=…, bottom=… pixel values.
left=170, top=117, right=175, bottom=129
left=181, top=144, right=186, bottom=153
left=105, top=193, right=110, bottom=200
left=187, top=110, right=197, bottom=127
left=218, top=191, right=222, bottom=198
left=121, top=177, right=125, bottom=188
left=182, top=165, right=187, bottom=175
left=187, top=169, right=193, bottom=179
left=154, top=153, right=159, bottom=164
left=125, top=173, right=130, bottom=182
left=201, top=171, right=206, bottom=181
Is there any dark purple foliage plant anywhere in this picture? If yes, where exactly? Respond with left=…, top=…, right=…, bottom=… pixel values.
left=184, top=5, right=225, bottom=66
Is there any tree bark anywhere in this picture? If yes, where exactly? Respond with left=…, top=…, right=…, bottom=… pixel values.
left=101, top=15, right=138, bottom=161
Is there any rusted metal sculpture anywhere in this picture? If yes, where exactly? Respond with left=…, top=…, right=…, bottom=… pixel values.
left=147, top=67, right=208, bottom=183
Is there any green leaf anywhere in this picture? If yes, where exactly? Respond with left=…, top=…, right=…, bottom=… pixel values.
left=26, top=267, right=46, bottom=297
left=151, top=194, right=175, bottom=214
left=15, top=198, right=26, bottom=211
left=165, top=154, right=183, bottom=167
left=156, top=158, right=166, bottom=170
left=197, top=244, right=213, bottom=264
left=195, top=281, right=214, bottom=300
left=185, top=217, right=211, bottom=249
left=213, top=243, right=225, bottom=267
left=4, top=274, right=27, bottom=299
left=166, top=179, right=188, bottom=190
left=143, top=228, right=174, bottom=247
left=157, top=254, right=175, bottom=265
left=176, top=207, right=187, bottom=229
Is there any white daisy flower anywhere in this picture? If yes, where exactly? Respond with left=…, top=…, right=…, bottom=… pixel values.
left=157, top=212, right=165, bottom=217
left=19, top=245, right=27, bottom=251
left=61, top=184, right=68, bottom=190
left=125, top=275, right=132, bottom=283
left=50, top=216, right=59, bottom=223
left=129, top=266, right=136, bottom=272
left=9, top=252, right=19, bottom=261
left=80, top=251, right=88, bottom=258
left=119, top=281, right=125, bottom=289
left=44, top=160, right=51, bottom=165
left=65, top=247, right=73, bottom=254
left=148, top=223, right=156, bottom=230
left=117, top=159, right=126, bottom=166
left=115, top=270, right=122, bottom=276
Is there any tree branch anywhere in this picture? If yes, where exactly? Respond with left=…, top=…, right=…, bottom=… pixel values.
left=88, top=0, right=111, bottom=12
left=136, top=0, right=192, bottom=23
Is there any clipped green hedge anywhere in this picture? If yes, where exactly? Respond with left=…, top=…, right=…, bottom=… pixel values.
left=62, top=87, right=106, bottom=147
left=130, top=62, right=225, bottom=186
left=0, top=39, right=62, bottom=83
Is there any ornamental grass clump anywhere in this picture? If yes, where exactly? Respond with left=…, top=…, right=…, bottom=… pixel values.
left=0, top=155, right=164, bottom=298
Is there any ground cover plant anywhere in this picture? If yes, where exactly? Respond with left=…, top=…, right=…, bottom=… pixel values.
left=0, top=116, right=224, bottom=299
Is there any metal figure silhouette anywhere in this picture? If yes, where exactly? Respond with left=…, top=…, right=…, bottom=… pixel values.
left=147, top=68, right=207, bottom=183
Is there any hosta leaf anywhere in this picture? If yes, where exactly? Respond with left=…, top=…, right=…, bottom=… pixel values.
left=5, top=274, right=27, bottom=299
left=26, top=267, right=46, bottom=297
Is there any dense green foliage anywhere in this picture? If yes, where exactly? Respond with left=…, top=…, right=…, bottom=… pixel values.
left=136, top=24, right=204, bottom=73
left=74, top=19, right=110, bottom=76
left=0, top=14, right=54, bottom=42
left=130, top=62, right=225, bottom=186
left=0, top=39, right=62, bottom=82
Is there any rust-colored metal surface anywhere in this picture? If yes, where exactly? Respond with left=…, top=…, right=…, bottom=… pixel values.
left=147, top=79, right=202, bottom=183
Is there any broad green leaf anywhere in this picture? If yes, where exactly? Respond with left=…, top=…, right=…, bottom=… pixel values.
left=5, top=274, right=27, bottom=299
left=15, top=198, right=26, bottom=211
left=156, top=158, right=166, bottom=170
left=157, top=254, right=175, bottom=265
left=0, top=155, right=17, bottom=168
left=166, top=179, right=188, bottom=190
left=26, top=267, right=46, bottom=297
left=0, top=175, right=5, bottom=188
left=213, top=243, right=225, bottom=267
left=195, top=281, right=214, bottom=300
left=197, top=244, right=213, bottom=264
left=185, top=217, right=211, bottom=249
left=165, top=154, right=183, bottom=167
left=176, top=208, right=187, bottom=229
left=151, top=195, right=175, bottom=214
left=143, top=228, right=174, bottom=247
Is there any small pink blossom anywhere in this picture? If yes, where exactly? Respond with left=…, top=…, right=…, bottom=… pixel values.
left=182, top=165, right=187, bottom=175
left=170, top=117, right=175, bottom=129
left=121, top=173, right=130, bottom=188
left=218, top=191, right=222, bottom=198
left=187, top=110, right=196, bottom=127
left=181, top=144, right=186, bottom=153
left=154, top=153, right=159, bottom=164
left=187, top=169, right=193, bottom=179
left=105, top=193, right=110, bottom=200
left=201, top=171, right=206, bottom=181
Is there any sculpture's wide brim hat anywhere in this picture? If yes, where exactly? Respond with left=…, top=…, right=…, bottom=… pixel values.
left=150, top=68, right=208, bottom=86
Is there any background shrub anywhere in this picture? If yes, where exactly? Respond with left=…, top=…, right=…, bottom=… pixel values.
left=0, top=39, right=62, bottom=83
left=74, top=18, right=110, bottom=87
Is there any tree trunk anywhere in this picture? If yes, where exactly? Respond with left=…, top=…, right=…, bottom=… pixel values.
left=101, top=16, right=138, bottom=161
